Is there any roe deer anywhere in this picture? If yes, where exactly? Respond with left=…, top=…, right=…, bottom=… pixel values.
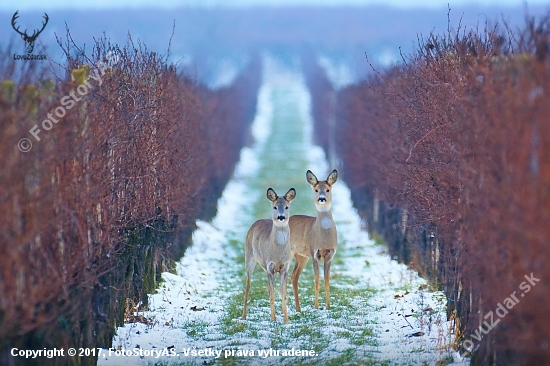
left=290, top=169, right=338, bottom=311
left=242, top=188, right=296, bottom=323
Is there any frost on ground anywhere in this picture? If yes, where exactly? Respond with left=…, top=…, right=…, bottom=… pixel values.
left=97, top=56, right=467, bottom=366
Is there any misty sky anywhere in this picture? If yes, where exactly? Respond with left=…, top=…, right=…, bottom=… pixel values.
left=1, top=0, right=547, bottom=10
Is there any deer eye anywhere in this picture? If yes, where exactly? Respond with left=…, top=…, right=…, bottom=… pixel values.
left=326, top=189, right=330, bottom=192
left=273, top=207, right=277, bottom=210
left=285, top=206, right=288, bottom=209
left=315, top=189, right=319, bottom=192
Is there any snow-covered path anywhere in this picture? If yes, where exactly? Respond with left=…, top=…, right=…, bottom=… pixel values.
left=97, top=57, right=464, bottom=366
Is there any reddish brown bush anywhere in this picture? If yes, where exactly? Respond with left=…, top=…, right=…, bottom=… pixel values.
left=307, top=14, right=550, bottom=364
left=0, top=34, right=259, bottom=365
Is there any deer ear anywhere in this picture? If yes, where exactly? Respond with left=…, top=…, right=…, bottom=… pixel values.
left=306, top=170, right=318, bottom=186
left=266, top=188, right=278, bottom=202
left=285, top=188, right=296, bottom=202
left=327, top=169, right=338, bottom=185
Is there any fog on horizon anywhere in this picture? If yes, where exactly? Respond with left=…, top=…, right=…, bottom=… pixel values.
left=1, top=1, right=548, bottom=87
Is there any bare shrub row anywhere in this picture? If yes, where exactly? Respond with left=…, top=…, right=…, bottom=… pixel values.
left=0, top=35, right=259, bottom=365
left=307, top=14, right=550, bottom=364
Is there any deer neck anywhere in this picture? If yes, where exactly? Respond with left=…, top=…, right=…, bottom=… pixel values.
left=315, top=209, right=334, bottom=230
left=272, top=223, right=290, bottom=245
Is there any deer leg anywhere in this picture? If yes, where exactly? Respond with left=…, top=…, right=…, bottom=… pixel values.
left=323, top=257, right=333, bottom=309
left=312, top=250, right=321, bottom=309
left=291, top=255, right=309, bottom=312
left=280, top=262, right=290, bottom=324
left=267, top=263, right=276, bottom=321
left=242, top=272, right=251, bottom=319
left=242, top=256, right=256, bottom=320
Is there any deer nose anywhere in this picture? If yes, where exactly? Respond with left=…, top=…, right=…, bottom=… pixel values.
left=277, top=215, right=286, bottom=221
left=318, top=197, right=326, bottom=203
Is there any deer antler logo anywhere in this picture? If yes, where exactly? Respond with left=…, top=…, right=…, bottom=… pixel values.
left=11, top=11, right=49, bottom=54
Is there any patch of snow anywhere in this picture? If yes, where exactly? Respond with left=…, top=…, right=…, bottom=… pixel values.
left=250, top=84, right=273, bottom=147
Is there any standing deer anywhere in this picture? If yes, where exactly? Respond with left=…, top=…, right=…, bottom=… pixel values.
left=11, top=11, right=49, bottom=54
left=290, top=169, right=338, bottom=311
left=242, top=188, right=296, bottom=324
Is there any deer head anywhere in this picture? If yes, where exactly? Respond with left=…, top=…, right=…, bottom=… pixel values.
left=12, top=11, right=49, bottom=54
